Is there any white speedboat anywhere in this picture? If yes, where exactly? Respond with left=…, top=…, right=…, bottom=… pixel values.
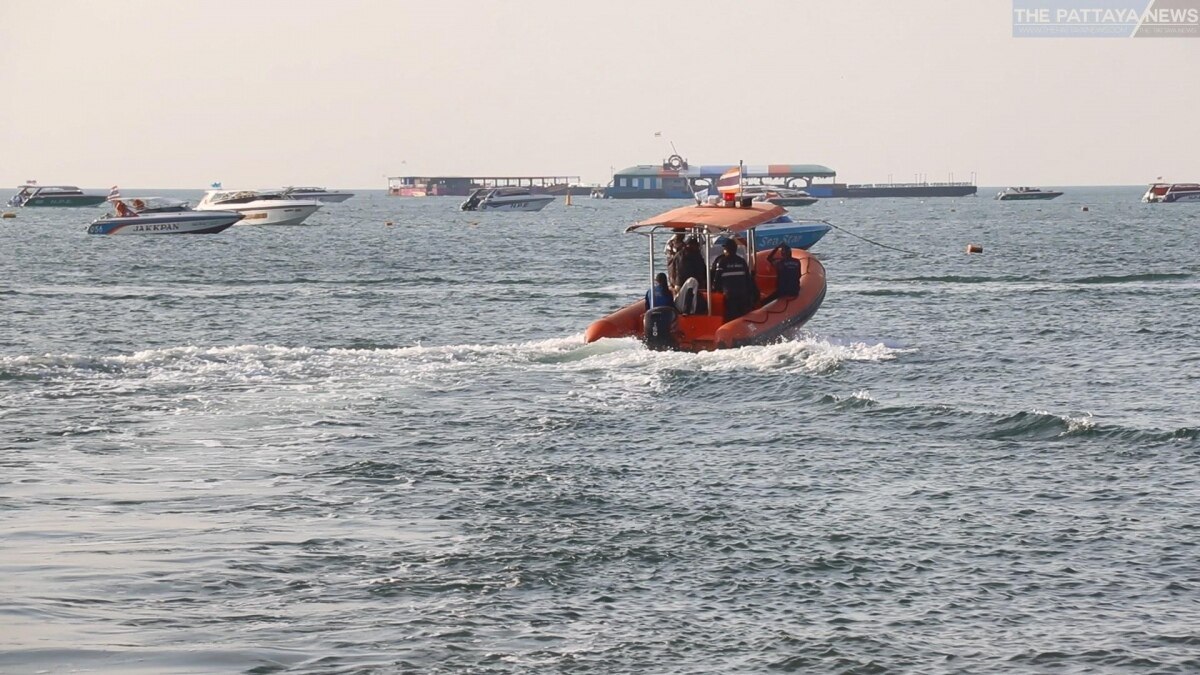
left=1142, top=183, right=1200, bottom=203
left=741, top=185, right=819, bottom=207
left=195, top=190, right=322, bottom=225
left=995, top=186, right=1063, bottom=201
left=279, top=186, right=355, bottom=203
left=88, top=197, right=243, bottom=235
left=460, top=187, right=555, bottom=212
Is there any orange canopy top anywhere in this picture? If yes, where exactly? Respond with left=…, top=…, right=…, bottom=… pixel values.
left=625, top=202, right=787, bottom=235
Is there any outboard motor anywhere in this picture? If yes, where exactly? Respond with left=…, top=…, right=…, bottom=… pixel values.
left=642, top=306, right=679, bottom=351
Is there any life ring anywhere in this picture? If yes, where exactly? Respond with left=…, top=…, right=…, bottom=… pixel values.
left=667, top=154, right=684, bottom=170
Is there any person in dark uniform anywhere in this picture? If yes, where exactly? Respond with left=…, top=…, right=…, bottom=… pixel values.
left=676, top=236, right=707, bottom=288
left=710, top=238, right=756, bottom=321
left=762, top=243, right=801, bottom=304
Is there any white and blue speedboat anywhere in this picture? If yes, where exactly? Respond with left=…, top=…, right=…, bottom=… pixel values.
left=751, top=215, right=832, bottom=250
left=88, top=198, right=243, bottom=235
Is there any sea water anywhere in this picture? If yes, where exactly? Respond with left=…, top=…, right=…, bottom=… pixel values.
left=1, top=188, right=1197, bottom=673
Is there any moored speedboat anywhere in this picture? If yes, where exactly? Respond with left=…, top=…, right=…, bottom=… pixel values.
left=279, top=186, right=355, bottom=203
left=8, top=184, right=108, bottom=207
left=195, top=190, right=322, bottom=225
left=752, top=216, right=831, bottom=251
left=1142, top=182, right=1200, bottom=203
left=995, top=186, right=1064, bottom=200
left=460, top=187, right=555, bottom=212
left=741, top=185, right=820, bottom=207
left=88, top=197, right=243, bottom=235
left=585, top=202, right=826, bottom=352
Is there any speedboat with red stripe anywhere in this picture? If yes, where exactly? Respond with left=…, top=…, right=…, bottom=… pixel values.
left=1142, top=182, right=1200, bottom=203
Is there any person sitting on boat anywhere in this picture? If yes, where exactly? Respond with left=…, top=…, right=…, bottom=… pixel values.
left=643, top=273, right=678, bottom=350
left=645, top=272, right=674, bottom=310
left=114, top=200, right=136, bottom=217
left=711, top=238, right=757, bottom=321
left=762, top=243, right=801, bottom=305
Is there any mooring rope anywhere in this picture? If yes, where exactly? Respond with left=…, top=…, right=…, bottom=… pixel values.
left=824, top=220, right=920, bottom=255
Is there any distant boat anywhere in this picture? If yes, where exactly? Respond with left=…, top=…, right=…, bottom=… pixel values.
left=8, top=184, right=107, bottom=207
left=279, top=186, right=355, bottom=203
left=88, top=197, right=243, bottom=235
left=1142, top=182, right=1200, bottom=203
left=459, top=187, right=555, bottom=212
left=995, top=186, right=1064, bottom=201
left=740, top=185, right=819, bottom=207
left=195, top=190, right=323, bottom=225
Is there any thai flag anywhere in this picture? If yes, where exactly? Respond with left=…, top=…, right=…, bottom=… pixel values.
left=108, top=186, right=120, bottom=201
left=716, top=165, right=742, bottom=197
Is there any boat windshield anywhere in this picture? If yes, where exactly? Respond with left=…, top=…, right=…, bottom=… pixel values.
left=206, top=190, right=262, bottom=205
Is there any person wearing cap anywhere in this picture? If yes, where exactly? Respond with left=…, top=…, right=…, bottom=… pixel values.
left=710, top=238, right=756, bottom=321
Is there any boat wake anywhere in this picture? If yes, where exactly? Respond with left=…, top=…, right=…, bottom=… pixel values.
left=1, top=338, right=1192, bottom=447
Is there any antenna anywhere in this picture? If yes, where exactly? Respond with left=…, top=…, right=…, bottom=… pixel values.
left=670, top=141, right=679, bottom=156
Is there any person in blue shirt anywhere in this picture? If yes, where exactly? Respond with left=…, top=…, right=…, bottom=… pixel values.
left=645, top=272, right=674, bottom=309
left=643, top=272, right=678, bottom=350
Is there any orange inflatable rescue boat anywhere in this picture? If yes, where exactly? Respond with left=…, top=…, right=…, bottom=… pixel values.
left=585, top=201, right=826, bottom=351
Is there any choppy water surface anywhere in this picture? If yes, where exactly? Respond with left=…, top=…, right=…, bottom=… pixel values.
left=1, top=188, right=1197, bottom=673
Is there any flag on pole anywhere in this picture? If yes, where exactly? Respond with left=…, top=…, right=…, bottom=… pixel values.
left=107, top=186, right=120, bottom=201
left=653, top=131, right=662, bottom=137
left=716, top=165, right=742, bottom=197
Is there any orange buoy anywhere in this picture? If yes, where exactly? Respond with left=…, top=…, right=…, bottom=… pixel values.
left=2, top=212, right=15, bottom=219
left=966, top=244, right=983, bottom=254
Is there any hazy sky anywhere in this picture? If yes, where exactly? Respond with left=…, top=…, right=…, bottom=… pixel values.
left=2, top=0, right=1196, bottom=188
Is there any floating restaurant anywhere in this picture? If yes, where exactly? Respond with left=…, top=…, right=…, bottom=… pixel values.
left=602, top=155, right=977, bottom=199
left=387, top=175, right=587, bottom=197
left=602, top=155, right=836, bottom=199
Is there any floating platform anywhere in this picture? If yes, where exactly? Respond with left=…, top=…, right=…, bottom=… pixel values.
left=387, top=175, right=590, bottom=197
left=807, top=182, right=978, bottom=199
